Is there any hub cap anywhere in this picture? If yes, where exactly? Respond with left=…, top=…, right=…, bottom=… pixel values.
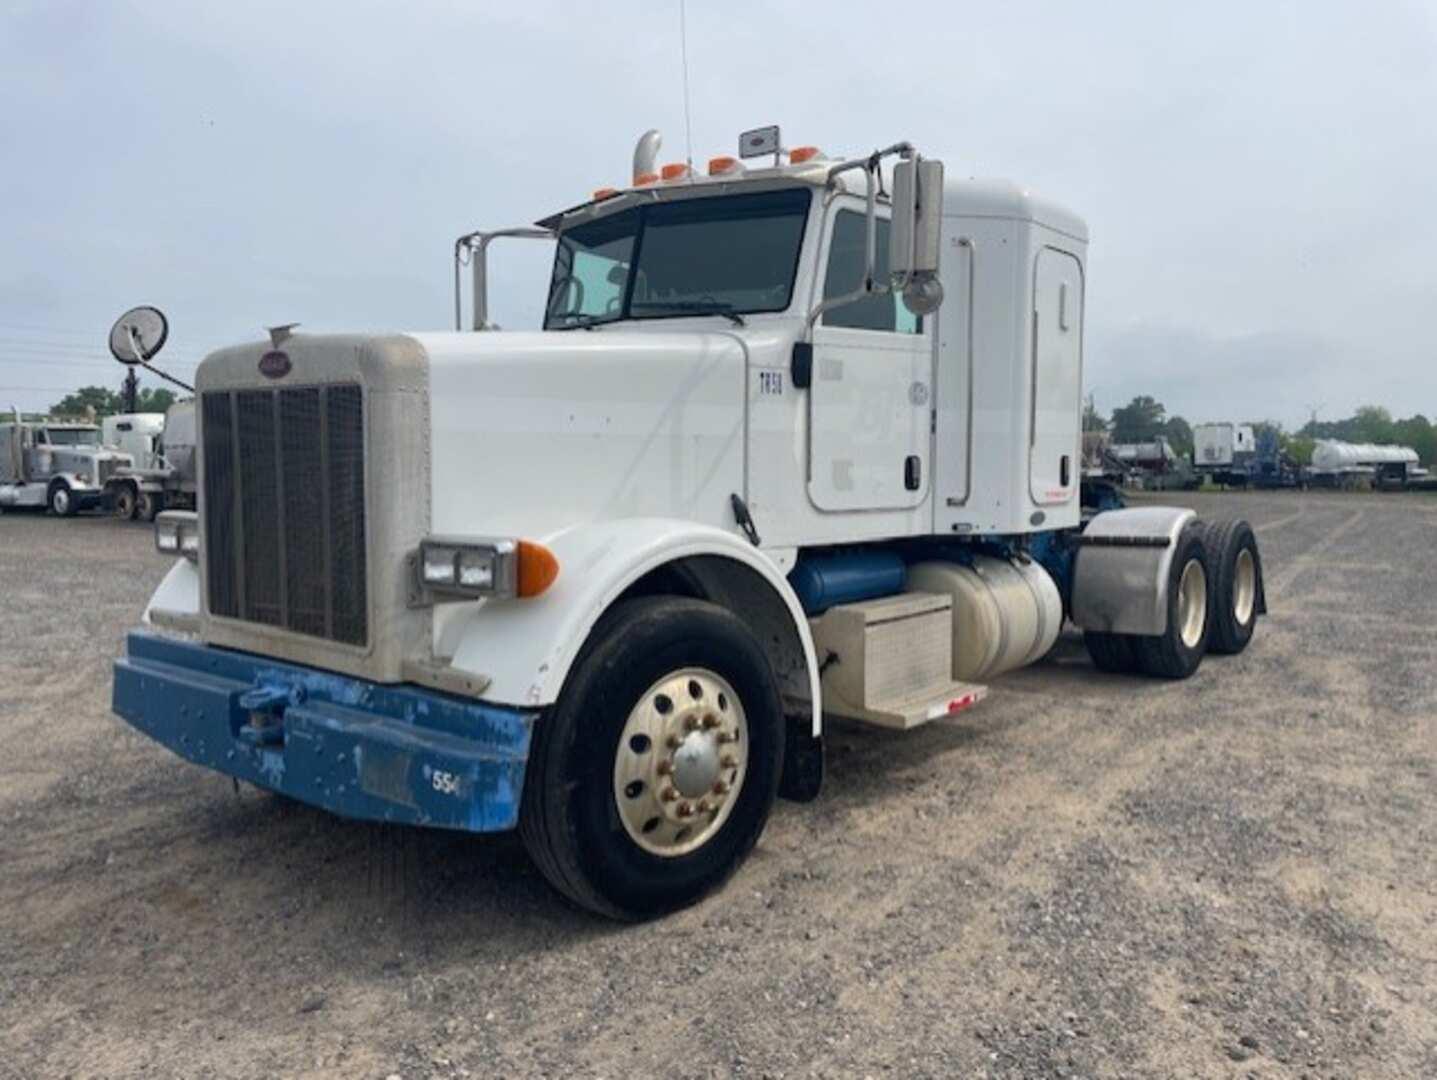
left=1233, top=548, right=1256, bottom=626
left=1177, top=558, right=1208, bottom=649
left=53, top=488, right=69, bottom=514
left=612, top=667, right=748, bottom=858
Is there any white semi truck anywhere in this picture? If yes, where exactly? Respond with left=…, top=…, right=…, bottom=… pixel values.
left=1192, top=422, right=1256, bottom=486
left=112, top=129, right=1266, bottom=919
left=103, top=402, right=199, bottom=520
left=0, top=411, right=135, bottom=514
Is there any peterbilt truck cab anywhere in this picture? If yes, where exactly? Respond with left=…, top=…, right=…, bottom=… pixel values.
left=0, top=415, right=134, bottom=515
left=112, top=129, right=1266, bottom=919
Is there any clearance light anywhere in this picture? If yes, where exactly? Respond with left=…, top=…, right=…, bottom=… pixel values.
left=659, top=162, right=692, bottom=181
left=415, top=537, right=560, bottom=601
left=634, top=172, right=659, bottom=187
left=789, top=145, right=823, bottom=164
left=707, top=155, right=744, bottom=177
left=593, top=187, right=619, bottom=200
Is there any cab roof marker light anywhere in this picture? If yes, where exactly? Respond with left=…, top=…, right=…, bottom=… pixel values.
left=707, top=155, right=744, bottom=177
left=659, top=162, right=693, bottom=182
left=789, top=145, right=824, bottom=164
left=634, top=172, right=660, bottom=187
left=592, top=187, right=619, bottom=201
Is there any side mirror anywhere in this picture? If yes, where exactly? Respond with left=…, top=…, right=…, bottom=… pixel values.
left=109, top=306, right=169, bottom=365
left=889, top=157, right=945, bottom=315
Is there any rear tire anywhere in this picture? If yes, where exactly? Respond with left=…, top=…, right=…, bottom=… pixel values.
left=137, top=489, right=162, bottom=522
left=1133, top=524, right=1210, bottom=679
left=1200, top=518, right=1264, bottom=655
left=113, top=484, right=138, bottom=520
left=1084, top=631, right=1140, bottom=674
left=519, top=596, right=784, bottom=920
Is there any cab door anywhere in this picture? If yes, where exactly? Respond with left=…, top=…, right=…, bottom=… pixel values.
left=807, top=206, right=932, bottom=511
left=1029, top=247, right=1083, bottom=506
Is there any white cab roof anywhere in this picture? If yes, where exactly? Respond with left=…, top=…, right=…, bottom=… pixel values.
left=943, top=178, right=1088, bottom=242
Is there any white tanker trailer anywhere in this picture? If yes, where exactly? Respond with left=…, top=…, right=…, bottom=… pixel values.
left=1309, top=439, right=1424, bottom=488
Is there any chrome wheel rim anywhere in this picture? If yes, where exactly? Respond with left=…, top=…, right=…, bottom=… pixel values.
left=1178, top=558, right=1208, bottom=649
left=1233, top=549, right=1256, bottom=626
left=53, top=488, right=69, bottom=514
left=613, top=667, right=748, bottom=858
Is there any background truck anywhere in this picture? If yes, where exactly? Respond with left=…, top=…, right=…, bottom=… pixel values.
left=103, top=401, right=198, bottom=520
left=1192, top=422, right=1255, bottom=486
left=1308, top=438, right=1425, bottom=489
left=1108, top=436, right=1197, bottom=490
left=0, top=412, right=134, bottom=515
left=112, top=127, right=1267, bottom=920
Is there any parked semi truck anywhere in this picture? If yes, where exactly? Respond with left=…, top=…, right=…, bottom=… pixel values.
left=1192, top=422, right=1255, bottom=487
left=103, top=401, right=199, bottom=520
left=0, top=411, right=134, bottom=515
left=111, top=129, right=1267, bottom=919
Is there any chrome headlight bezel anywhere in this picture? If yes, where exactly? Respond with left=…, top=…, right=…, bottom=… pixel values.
left=155, top=510, right=200, bottom=563
left=413, top=536, right=518, bottom=603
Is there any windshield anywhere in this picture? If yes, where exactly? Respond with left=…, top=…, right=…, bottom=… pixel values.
left=44, top=428, right=99, bottom=446
left=544, top=188, right=812, bottom=329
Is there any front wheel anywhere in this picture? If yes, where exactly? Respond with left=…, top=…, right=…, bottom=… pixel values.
left=48, top=482, right=75, bottom=517
left=519, top=596, right=784, bottom=920
left=113, top=484, right=138, bottom=520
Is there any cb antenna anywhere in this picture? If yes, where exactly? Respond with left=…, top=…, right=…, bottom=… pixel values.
left=679, top=0, right=694, bottom=169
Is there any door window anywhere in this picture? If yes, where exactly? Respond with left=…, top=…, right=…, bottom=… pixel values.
left=821, top=210, right=921, bottom=334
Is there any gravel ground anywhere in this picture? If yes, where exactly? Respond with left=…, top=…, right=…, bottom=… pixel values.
left=2, top=491, right=1434, bottom=1079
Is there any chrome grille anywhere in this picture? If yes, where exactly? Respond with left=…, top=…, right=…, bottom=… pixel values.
left=202, top=385, right=367, bottom=646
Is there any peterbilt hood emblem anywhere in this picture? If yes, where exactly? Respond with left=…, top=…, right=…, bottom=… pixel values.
left=259, top=351, right=292, bottom=378
left=260, top=323, right=299, bottom=378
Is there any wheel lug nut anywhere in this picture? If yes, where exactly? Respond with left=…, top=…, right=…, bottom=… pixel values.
left=656, top=760, right=673, bottom=776
left=684, top=715, right=701, bottom=732
left=717, top=732, right=735, bottom=744
left=712, top=780, right=729, bottom=795
left=677, top=801, right=694, bottom=818
left=702, top=714, right=720, bottom=730
left=661, top=787, right=678, bottom=802
left=721, top=754, right=737, bottom=768
left=666, top=734, right=682, bottom=749
left=697, top=799, right=710, bottom=813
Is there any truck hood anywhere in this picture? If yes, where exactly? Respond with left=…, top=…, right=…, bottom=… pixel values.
left=412, top=327, right=774, bottom=540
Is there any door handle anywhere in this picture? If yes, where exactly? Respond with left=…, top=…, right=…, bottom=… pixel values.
left=905, top=455, right=922, bottom=491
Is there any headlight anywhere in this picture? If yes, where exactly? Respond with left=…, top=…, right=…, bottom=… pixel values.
left=413, top=537, right=559, bottom=602
left=155, top=510, right=200, bottom=563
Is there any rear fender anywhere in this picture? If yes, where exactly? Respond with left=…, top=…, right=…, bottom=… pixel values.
left=435, top=519, right=823, bottom=734
left=1071, top=506, right=1197, bottom=636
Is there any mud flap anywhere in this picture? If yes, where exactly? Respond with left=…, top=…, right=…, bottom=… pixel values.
left=778, top=715, right=823, bottom=803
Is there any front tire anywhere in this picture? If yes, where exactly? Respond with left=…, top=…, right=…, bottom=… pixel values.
left=519, top=597, right=784, bottom=920
left=1133, top=524, right=1210, bottom=679
left=48, top=481, right=75, bottom=517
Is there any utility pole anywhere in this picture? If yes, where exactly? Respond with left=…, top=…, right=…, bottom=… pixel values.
left=122, top=367, right=138, bottom=414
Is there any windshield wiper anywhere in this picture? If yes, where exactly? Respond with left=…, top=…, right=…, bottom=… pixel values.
left=630, top=301, right=747, bottom=327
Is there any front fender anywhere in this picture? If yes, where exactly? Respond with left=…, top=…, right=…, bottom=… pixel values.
left=434, top=518, right=822, bottom=730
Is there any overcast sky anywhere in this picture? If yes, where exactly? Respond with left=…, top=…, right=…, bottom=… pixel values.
left=3, top=0, right=1435, bottom=429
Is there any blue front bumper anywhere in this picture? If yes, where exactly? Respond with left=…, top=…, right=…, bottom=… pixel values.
left=112, top=631, right=536, bottom=832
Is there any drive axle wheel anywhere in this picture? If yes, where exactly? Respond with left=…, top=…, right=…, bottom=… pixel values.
left=1201, top=518, right=1264, bottom=654
left=1084, top=630, right=1139, bottom=674
left=1134, top=524, right=1210, bottom=679
left=113, top=484, right=138, bottom=520
left=520, top=596, right=783, bottom=920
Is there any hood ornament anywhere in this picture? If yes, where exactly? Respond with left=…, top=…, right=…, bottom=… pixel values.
left=267, top=323, right=299, bottom=349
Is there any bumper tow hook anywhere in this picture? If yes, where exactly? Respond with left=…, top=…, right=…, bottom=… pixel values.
left=237, top=684, right=298, bottom=747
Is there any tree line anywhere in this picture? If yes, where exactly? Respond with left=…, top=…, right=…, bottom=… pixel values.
left=47, top=385, right=178, bottom=419
left=1085, top=397, right=1435, bottom=466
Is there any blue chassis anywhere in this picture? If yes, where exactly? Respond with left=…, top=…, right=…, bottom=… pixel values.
left=112, top=631, right=536, bottom=832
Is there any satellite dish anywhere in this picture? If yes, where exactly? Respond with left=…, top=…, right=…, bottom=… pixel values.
left=108, top=306, right=169, bottom=365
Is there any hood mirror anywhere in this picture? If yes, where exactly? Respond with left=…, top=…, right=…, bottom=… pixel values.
left=109, top=306, right=169, bottom=365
